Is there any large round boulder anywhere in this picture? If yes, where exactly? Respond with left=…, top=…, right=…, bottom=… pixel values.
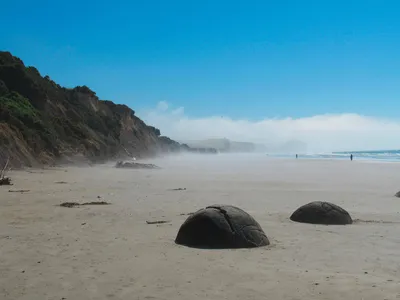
left=175, top=205, right=269, bottom=249
left=290, top=201, right=352, bottom=225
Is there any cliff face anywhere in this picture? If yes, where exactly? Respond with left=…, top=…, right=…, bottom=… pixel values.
left=0, top=51, right=186, bottom=167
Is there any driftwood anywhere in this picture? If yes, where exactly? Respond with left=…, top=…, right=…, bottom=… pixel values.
left=121, top=146, right=135, bottom=159
left=170, top=188, right=186, bottom=191
left=60, top=202, right=80, bottom=208
left=0, top=158, right=12, bottom=186
left=60, top=201, right=111, bottom=208
left=115, top=161, right=161, bottom=170
left=179, top=212, right=194, bottom=216
left=146, top=220, right=171, bottom=225
left=8, top=189, right=30, bottom=193
left=1, top=157, right=9, bottom=176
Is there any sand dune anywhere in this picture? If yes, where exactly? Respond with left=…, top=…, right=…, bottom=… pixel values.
left=1, top=155, right=399, bottom=299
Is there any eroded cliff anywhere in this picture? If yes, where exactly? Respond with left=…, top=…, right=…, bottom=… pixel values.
left=0, top=51, right=188, bottom=167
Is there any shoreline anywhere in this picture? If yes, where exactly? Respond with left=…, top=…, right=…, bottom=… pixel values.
left=5, top=151, right=400, bottom=173
left=266, top=154, right=400, bottom=163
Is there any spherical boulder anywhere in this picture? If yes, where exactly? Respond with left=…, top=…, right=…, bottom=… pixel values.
left=175, top=205, right=269, bottom=249
left=290, top=201, right=352, bottom=225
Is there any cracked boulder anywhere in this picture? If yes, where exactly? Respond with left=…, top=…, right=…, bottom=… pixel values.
left=175, top=205, right=269, bottom=249
left=290, top=201, right=352, bottom=225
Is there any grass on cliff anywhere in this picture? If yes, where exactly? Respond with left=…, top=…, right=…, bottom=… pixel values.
left=0, top=91, right=39, bottom=121
left=0, top=92, right=57, bottom=152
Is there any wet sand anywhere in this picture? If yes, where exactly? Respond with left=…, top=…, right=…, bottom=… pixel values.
left=1, top=155, right=399, bottom=300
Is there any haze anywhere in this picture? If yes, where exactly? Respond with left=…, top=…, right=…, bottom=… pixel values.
left=139, top=101, right=400, bottom=153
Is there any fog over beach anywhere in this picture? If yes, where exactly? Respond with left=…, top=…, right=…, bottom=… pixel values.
left=140, top=101, right=400, bottom=153
left=1, top=154, right=400, bottom=300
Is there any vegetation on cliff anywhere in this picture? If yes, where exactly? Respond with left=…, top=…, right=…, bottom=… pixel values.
left=0, top=51, right=188, bottom=167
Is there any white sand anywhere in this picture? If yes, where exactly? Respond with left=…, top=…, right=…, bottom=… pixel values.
left=1, top=154, right=400, bottom=300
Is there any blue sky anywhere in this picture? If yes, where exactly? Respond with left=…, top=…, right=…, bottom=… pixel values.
left=1, top=0, right=399, bottom=119
left=2, top=1, right=400, bottom=151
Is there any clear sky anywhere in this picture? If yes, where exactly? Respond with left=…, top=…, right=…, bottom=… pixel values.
left=1, top=1, right=400, bottom=151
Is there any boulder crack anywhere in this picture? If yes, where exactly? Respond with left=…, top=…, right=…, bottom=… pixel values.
left=208, top=206, right=236, bottom=234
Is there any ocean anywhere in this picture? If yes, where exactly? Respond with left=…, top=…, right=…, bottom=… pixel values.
left=269, top=150, right=400, bottom=162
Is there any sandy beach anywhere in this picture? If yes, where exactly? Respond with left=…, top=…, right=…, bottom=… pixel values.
left=1, top=154, right=400, bottom=300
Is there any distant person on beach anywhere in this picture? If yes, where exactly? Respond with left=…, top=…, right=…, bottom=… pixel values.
left=350, top=154, right=353, bottom=161
left=296, top=154, right=298, bottom=159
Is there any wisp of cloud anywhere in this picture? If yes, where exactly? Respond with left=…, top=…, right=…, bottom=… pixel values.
left=139, top=101, right=400, bottom=153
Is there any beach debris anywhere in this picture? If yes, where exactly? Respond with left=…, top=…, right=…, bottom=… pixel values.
left=8, top=189, right=30, bottom=193
left=171, top=188, right=186, bottom=191
left=60, top=202, right=80, bottom=208
left=54, top=181, right=68, bottom=184
left=59, top=201, right=111, bottom=208
left=115, top=161, right=161, bottom=169
left=394, top=191, right=400, bottom=197
left=27, top=170, right=44, bottom=174
left=82, top=201, right=110, bottom=206
left=0, top=157, right=12, bottom=186
left=179, top=212, right=194, bottom=216
left=290, top=201, right=353, bottom=225
left=0, top=177, right=12, bottom=185
left=175, top=204, right=270, bottom=249
left=146, top=220, right=171, bottom=225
